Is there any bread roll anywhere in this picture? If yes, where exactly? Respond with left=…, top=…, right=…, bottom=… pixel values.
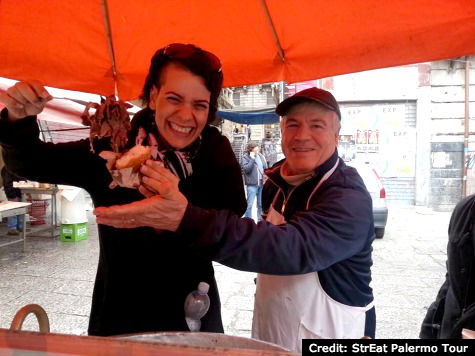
left=115, top=145, right=151, bottom=170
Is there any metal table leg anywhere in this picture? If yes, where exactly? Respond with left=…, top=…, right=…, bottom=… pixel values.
left=22, top=212, right=27, bottom=251
left=51, top=194, right=55, bottom=238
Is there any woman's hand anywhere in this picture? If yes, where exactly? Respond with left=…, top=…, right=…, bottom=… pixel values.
left=0, top=81, right=52, bottom=120
left=93, top=160, right=188, bottom=231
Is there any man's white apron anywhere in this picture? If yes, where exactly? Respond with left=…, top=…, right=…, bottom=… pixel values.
left=251, top=161, right=373, bottom=352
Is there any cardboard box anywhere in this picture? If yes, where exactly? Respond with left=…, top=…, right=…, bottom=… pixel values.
left=60, top=222, right=88, bottom=242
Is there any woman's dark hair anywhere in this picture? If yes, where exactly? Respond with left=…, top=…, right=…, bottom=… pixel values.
left=246, top=141, right=259, bottom=154
left=140, top=43, right=223, bottom=124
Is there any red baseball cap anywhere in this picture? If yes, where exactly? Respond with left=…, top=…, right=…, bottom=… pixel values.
left=276, top=87, right=341, bottom=120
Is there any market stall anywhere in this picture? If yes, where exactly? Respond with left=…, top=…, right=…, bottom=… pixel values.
left=0, top=0, right=474, bottom=353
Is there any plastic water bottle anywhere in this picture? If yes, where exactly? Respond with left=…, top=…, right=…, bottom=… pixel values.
left=184, top=282, right=210, bottom=332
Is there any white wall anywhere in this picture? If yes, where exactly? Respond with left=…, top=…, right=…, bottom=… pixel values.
left=332, top=65, right=419, bottom=101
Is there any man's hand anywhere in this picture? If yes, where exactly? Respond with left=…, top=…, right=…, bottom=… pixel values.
left=0, top=81, right=52, bottom=121
left=93, top=160, right=188, bottom=231
left=249, top=151, right=256, bottom=159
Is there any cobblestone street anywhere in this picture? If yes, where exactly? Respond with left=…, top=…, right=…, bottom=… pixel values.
left=0, top=205, right=451, bottom=339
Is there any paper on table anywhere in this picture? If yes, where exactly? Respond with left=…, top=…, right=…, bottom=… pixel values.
left=0, top=201, right=31, bottom=211
left=61, top=187, right=81, bottom=202
left=60, top=186, right=87, bottom=224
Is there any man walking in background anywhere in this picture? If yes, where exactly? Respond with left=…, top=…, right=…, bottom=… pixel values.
left=241, top=142, right=267, bottom=222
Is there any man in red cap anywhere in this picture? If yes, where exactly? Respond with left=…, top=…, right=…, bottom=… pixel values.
left=95, top=87, right=376, bottom=351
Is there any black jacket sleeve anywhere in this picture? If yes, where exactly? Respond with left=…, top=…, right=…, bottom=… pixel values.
left=420, top=195, right=475, bottom=338
left=420, top=275, right=449, bottom=338
left=0, top=108, right=111, bottom=193
left=176, top=184, right=373, bottom=275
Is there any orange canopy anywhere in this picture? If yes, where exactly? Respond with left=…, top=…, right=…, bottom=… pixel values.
left=0, top=0, right=474, bottom=101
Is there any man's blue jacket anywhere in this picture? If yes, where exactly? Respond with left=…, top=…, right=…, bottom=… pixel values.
left=177, top=150, right=376, bottom=337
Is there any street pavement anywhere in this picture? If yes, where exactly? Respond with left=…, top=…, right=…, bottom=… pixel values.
left=0, top=205, right=451, bottom=339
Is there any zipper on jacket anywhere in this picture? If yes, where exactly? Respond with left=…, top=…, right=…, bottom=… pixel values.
left=281, top=186, right=297, bottom=214
left=265, top=175, right=289, bottom=213
left=266, top=173, right=313, bottom=215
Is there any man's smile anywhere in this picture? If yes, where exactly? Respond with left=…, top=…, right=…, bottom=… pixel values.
left=292, top=147, right=315, bottom=152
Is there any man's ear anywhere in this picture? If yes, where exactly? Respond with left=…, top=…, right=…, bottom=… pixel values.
left=334, top=116, right=341, bottom=145
left=148, top=86, right=158, bottom=110
left=279, top=118, right=285, bottom=135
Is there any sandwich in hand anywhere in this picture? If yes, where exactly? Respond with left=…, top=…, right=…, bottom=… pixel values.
left=99, top=145, right=152, bottom=189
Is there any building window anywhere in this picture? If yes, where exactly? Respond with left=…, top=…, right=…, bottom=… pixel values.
left=233, top=91, right=241, bottom=106
left=266, top=90, right=274, bottom=105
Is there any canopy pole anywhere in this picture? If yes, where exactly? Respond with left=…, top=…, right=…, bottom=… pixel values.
left=462, top=56, right=470, bottom=197
left=259, top=0, right=285, bottom=63
left=100, top=0, right=119, bottom=97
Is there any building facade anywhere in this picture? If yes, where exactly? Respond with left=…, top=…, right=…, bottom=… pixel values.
left=228, top=57, right=474, bottom=210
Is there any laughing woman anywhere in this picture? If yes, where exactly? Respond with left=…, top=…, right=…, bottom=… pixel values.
left=0, top=44, right=246, bottom=336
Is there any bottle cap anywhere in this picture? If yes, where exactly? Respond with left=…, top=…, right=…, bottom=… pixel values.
left=198, top=282, right=209, bottom=294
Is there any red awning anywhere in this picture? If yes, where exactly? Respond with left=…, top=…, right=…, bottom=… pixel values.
left=0, top=0, right=474, bottom=101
